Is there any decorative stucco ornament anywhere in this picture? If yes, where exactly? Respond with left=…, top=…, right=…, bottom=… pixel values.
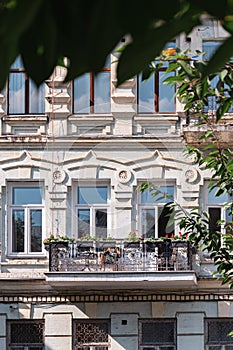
left=184, top=167, right=198, bottom=183
left=116, top=169, right=132, bottom=183
left=53, top=169, right=66, bottom=184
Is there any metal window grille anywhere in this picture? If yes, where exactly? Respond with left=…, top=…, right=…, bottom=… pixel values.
left=7, top=321, right=44, bottom=350
left=205, top=319, right=233, bottom=350
left=74, top=320, right=110, bottom=350
left=139, top=319, right=176, bottom=350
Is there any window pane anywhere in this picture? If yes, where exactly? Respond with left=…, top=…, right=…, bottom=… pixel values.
left=11, top=56, right=24, bottom=69
left=159, top=71, right=175, bottom=112
left=73, top=74, right=90, bottom=113
left=12, top=209, right=24, bottom=252
left=9, top=73, right=25, bottom=114
left=138, top=74, right=155, bottom=113
left=95, top=209, right=107, bottom=239
left=141, top=186, right=174, bottom=204
left=30, top=81, right=45, bottom=113
left=78, top=186, right=107, bottom=204
left=94, top=72, right=110, bottom=113
left=208, top=207, right=221, bottom=234
left=78, top=209, right=90, bottom=237
left=13, top=187, right=42, bottom=205
left=208, top=189, right=229, bottom=204
left=158, top=205, right=174, bottom=237
left=30, top=209, right=42, bottom=252
left=203, top=41, right=221, bottom=61
left=142, top=209, right=155, bottom=238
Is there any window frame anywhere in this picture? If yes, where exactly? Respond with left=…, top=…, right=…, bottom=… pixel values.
left=8, top=182, right=45, bottom=257
left=138, top=182, right=175, bottom=239
left=8, top=57, right=45, bottom=115
left=204, top=183, right=231, bottom=235
left=73, top=181, right=111, bottom=239
left=137, top=67, right=176, bottom=114
left=72, top=65, right=111, bottom=114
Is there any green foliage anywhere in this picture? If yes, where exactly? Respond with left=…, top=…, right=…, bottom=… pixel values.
left=138, top=48, right=233, bottom=287
left=0, top=1, right=233, bottom=89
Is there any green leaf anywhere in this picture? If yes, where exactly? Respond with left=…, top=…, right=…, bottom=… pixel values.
left=117, top=5, right=201, bottom=85
left=203, top=36, right=233, bottom=77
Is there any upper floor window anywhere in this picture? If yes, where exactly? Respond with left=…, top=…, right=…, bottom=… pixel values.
left=138, top=70, right=175, bottom=113
left=138, top=42, right=176, bottom=114
left=8, top=57, right=45, bottom=114
left=73, top=56, right=111, bottom=114
left=8, top=183, right=44, bottom=256
left=139, top=184, right=175, bottom=239
left=203, top=40, right=222, bottom=61
left=75, top=183, right=109, bottom=239
left=202, top=41, right=233, bottom=113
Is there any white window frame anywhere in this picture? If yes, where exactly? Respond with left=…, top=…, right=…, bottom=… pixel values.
left=204, top=182, right=231, bottom=234
left=8, top=182, right=45, bottom=257
left=73, top=181, right=111, bottom=239
left=138, top=182, right=176, bottom=238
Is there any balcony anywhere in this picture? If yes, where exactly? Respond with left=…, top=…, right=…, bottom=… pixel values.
left=44, top=240, right=197, bottom=291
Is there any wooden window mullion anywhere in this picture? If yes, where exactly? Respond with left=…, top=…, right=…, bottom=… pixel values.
left=154, top=72, right=159, bottom=112
left=90, top=73, right=94, bottom=113
left=25, top=74, right=30, bottom=113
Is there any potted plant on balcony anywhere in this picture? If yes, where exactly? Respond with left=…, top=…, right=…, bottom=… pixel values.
left=124, top=231, right=142, bottom=248
left=43, top=234, right=74, bottom=251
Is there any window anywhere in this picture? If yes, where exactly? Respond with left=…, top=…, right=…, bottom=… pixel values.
left=205, top=319, right=233, bottom=350
left=8, top=57, right=45, bottom=114
left=73, top=56, right=111, bottom=114
left=202, top=41, right=233, bottom=113
left=139, top=185, right=175, bottom=239
left=73, top=320, right=110, bottom=350
left=139, top=319, right=176, bottom=350
left=8, top=184, right=44, bottom=255
left=138, top=42, right=176, bottom=114
left=138, top=70, right=175, bottom=113
left=206, top=187, right=232, bottom=234
left=75, top=184, right=109, bottom=239
left=7, top=320, right=44, bottom=350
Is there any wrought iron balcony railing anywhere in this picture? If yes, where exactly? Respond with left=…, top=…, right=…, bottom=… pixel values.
left=46, top=239, right=194, bottom=273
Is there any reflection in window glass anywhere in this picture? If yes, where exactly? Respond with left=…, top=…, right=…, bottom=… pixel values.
left=159, top=71, right=175, bottom=112
left=78, top=186, right=107, bottom=205
left=78, top=209, right=90, bottom=236
left=13, top=187, right=42, bottom=205
left=30, top=81, right=45, bottom=114
left=142, top=209, right=155, bottom=238
left=94, top=72, right=110, bottom=113
left=30, top=209, right=42, bottom=252
left=9, top=73, right=25, bottom=114
left=141, top=186, right=174, bottom=204
left=73, top=74, right=90, bottom=113
left=138, top=74, right=154, bottom=113
left=95, top=209, right=107, bottom=238
left=12, top=209, right=24, bottom=252
left=203, top=41, right=222, bottom=61
left=8, top=56, right=45, bottom=114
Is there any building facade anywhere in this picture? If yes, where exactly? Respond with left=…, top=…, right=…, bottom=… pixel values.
left=0, top=18, right=232, bottom=350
